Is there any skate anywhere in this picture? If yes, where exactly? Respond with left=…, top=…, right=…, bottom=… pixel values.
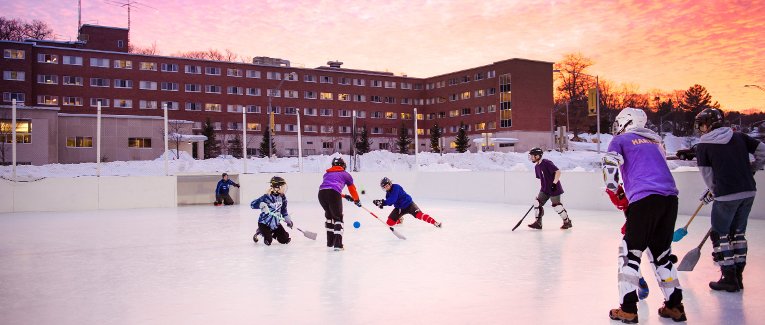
left=638, top=277, right=649, bottom=300
left=609, top=307, right=638, bottom=324
left=560, top=218, right=572, bottom=230
left=333, top=246, right=344, bottom=252
left=528, top=218, right=542, bottom=229
left=252, top=233, right=259, bottom=243
left=658, top=302, right=687, bottom=322
left=434, top=221, right=443, bottom=228
left=709, top=268, right=740, bottom=292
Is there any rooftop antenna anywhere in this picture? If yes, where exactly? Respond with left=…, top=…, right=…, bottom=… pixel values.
left=105, top=0, right=156, bottom=43
left=78, top=0, right=81, bottom=30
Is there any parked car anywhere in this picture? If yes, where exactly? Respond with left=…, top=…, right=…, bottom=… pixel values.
left=676, top=144, right=697, bottom=160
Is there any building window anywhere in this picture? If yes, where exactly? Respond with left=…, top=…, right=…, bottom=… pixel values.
left=160, top=82, right=179, bottom=91
left=488, top=70, right=496, bottom=78
left=140, top=62, right=157, bottom=71
left=322, top=141, right=334, bottom=148
left=246, top=70, right=261, bottom=78
left=400, top=113, right=412, bottom=120
left=320, top=109, right=332, bottom=116
left=499, top=73, right=512, bottom=128
left=338, top=77, right=351, bottom=85
left=37, top=95, right=58, bottom=105
left=320, top=76, right=333, bottom=84
left=90, top=78, right=110, bottom=87
left=90, top=98, right=109, bottom=107
left=284, top=107, right=297, bottom=115
left=488, top=104, right=497, bottom=112
left=2, top=92, right=25, bottom=103
left=90, top=58, right=109, bottom=68
left=304, top=91, right=317, bottom=99
left=160, top=63, right=179, bottom=72
left=449, top=109, right=459, bottom=117
left=247, top=105, right=261, bottom=113
left=185, top=102, right=202, bottom=111
left=475, top=72, right=484, bottom=80
left=128, top=138, right=152, bottom=148
left=37, top=74, right=58, bottom=84
left=284, top=124, right=298, bottom=132
left=461, top=108, right=471, bottom=116
left=385, top=112, right=396, bottom=119
left=267, top=89, right=281, bottom=97
left=461, top=91, right=471, bottom=100
left=185, top=65, right=202, bottom=74
left=267, top=71, right=281, bottom=80
left=303, top=108, right=317, bottom=116
left=185, top=84, right=201, bottom=92
left=384, top=96, right=395, bottom=104
left=475, top=106, right=485, bottom=114
left=246, top=87, right=261, bottom=96
left=139, top=100, right=157, bottom=109
left=140, top=81, right=157, bottom=90
left=227, top=68, right=243, bottom=77
left=320, top=92, right=333, bottom=100
left=338, top=110, right=351, bottom=118
left=205, top=67, right=221, bottom=75
left=283, top=90, right=298, bottom=98
left=227, top=104, right=243, bottom=113
left=353, top=78, right=365, bottom=86
left=213, top=122, right=222, bottom=130
left=113, top=59, right=132, bottom=69
left=161, top=101, right=179, bottom=110
left=370, top=96, right=382, bottom=103
left=284, top=72, right=298, bottom=81
left=227, top=122, right=242, bottom=130
left=353, top=94, right=366, bottom=102
left=206, top=85, right=221, bottom=94
left=267, top=106, right=281, bottom=114
left=247, top=122, right=261, bottom=131
left=1, top=120, right=31, bottom=143
left=227, top=86, right=244, bottom=95
left=378, top=142, right=389, bottom=149
left=304, top=74, right=316, bottom=82
left=475, top=123, right=486, bottom=131
left=4, top=49, right=25, bottom=59
left=117, top=40, right=124, bottom=48
left=62, top=55, right=83, bottom=65
left=114, top=99, right=132, bottom=108
left=67, top=136, right=92, bottom=148
left=37, top=54, right=58, bottom=63
left=320, top=125, right=334, bottom=133
left=304, top=125, right=318, bottom=133
left=63, top=76, right=82, bottom=86
left=384, top=81, right=396, bottom=88
left=114, top=79, right=133, bottom=88
left=3, top=71, right=25, bottom=81
left=205, top=103, right=221, bottom=112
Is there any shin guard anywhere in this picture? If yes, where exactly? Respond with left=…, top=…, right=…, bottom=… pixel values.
left=618, top=240, right=642, bottom=313
left=646, top=248, right=682, bottom=305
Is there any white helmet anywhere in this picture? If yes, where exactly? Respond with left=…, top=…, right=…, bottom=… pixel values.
left=613, top=108, right=647, bottom=135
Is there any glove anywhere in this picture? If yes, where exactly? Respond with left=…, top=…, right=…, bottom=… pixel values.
left=700, top=189, right=714, bottom=205
left=373, top=199, right=384, bottom=209
left=606, top=185, right=629, bottom=211
left=285, top=218, right=294, bottom=229
left=259, top=202, right=269, bottom=214
left=354, top=200, right=362, bottom=207
left=551, top=183, right=558, bottom=192
left=234, top=183, right=240, bottom=188
left=343, top=194, right=354, bottom=202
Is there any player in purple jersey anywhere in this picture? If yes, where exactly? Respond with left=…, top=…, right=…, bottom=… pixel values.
left=526, top=148, right=572, bottom=230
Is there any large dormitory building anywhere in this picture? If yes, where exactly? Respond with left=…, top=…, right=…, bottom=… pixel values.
left=0, top=25, right=553, bottom=165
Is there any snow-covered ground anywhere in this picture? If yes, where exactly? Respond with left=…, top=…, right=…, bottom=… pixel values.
left=0, top=200, right=761, bottom=324
left=1, top=134, right=701, bottom=179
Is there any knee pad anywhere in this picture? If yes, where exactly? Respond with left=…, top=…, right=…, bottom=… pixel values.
left=553, top=204, right=568, bottom=220
left=646, top=248, right=681, bottom=301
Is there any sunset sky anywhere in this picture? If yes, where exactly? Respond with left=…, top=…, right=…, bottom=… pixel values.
left=5, top=0, right=765, bottom=112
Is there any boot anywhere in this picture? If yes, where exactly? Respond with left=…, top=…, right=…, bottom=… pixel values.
left=709, top=267, right=740, bottom=292
left=609, top=307, right=638, bottom=324
left=736, top=264, right=745, bottom=289
left=658, top=302, right=687, bottom=322
left=528, top=218, right=542, bottom=229
left=560, top=218, right=572, bottom=229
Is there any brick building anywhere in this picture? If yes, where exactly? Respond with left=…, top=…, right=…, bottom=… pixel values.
left=1, top=25, right=554, bottom=165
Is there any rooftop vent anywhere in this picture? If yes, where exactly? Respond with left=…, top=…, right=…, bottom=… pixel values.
left=327, top=60, right=343, bottom=68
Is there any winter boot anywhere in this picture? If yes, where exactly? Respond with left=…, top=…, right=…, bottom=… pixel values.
left=560, top=218, right=572, bottom=229
left=638, top=277, right=649, bottom=300
left=736, top=263, right=745, bottom=289
left=528, top=218, right=542, bottom=229
left=658, top=302, right=687, bottom=322
left=709, top=267, right=740, bottom=292
left=609, top=307, right=638, bottom=324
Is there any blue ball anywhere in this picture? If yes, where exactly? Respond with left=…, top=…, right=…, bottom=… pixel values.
left=353, top=221, right=361, bottom=228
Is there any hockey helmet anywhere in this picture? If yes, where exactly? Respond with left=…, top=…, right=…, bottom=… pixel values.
left=380, top=177, right=392, bottom=188
left=694, top=107, right=724, bottom=132
left=613, top=108, right=647, bottom=135
left=331, top=157, right=346, bottom=169
left=529, top=147, right=544, bottom=157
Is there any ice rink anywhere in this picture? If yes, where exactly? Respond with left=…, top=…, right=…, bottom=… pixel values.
left=1, top=199, right=762, bottom=324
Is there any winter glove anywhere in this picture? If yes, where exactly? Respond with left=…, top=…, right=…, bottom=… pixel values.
left=606, top=185, right=629, bottom=211
left=373, top=199, right=384, bottom=209
left=285, top=218, right=294, bottom=229
left=343, top=194, right=354, bottom=202
left=551, top=183, right=558, bottom=192
left=700, top=189, right=714, bottom=205
left=234, top=183, right=240, bottom=188
left=354, top=200, right=362, bottom=207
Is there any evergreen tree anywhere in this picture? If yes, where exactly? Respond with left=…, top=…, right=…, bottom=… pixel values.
left=201, top=117, right=220, bottom=159
left=259, top=127, right=277, bottom=157
left=396, top=122, right=412, bottom=154
left=430, top=122, right=442, bottom=153
left=229, top=134, right=243, bottom=158
left=680, top=84, right=720, bottom=135
left=356, top=125, right=370, bottom=154
left=454, top=122, right=471, bottom=153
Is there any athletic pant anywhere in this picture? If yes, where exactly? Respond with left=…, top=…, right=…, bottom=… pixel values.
left=258, top=223, right=290, bottom=246
left=710, top=197, right=753, bottom=271
left=534, top=191, right=569, bottom=220
left=618, top=194, right=682, bottom=313
left=386, top=202, right=436, bottom=226
left=216, top=193, right=234, bottom=205
left=318, top=189, right=344, bottom=248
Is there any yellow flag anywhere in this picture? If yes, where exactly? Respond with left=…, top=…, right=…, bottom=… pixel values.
left=587, top=88, right=598, bottom=116
left=269, top=111, right=275, bottom=134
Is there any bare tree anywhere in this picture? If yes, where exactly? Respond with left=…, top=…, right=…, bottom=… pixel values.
left=129, top=41, right=160, bottom=55
left=159, top=120, right=186, bottom=159
left=554, top=53, right=596, bottom=137
left=206, top=49, right=225, bottom=61
left=0, top=17, right=53, bottom=41
left=24, top=20, right=52, bottom=40
left=224, top=49, right=238, bottom=62
left=175, top=50, right=208, bottom=59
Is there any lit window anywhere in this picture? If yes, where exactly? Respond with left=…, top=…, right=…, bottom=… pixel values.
left=128, top=138, right=152, bottom=148
left=4, top=49, right=25, bottom=59
left=113, top=60, right=132, bottom=69
left=37, top=54, right=58, bottom=63
left=320, top=92, right=333, bottom=100
left=67, top=137, right=92, bottom=148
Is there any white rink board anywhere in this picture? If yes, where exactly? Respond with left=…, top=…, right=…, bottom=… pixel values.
left=99, top=176, right=176, bottom=209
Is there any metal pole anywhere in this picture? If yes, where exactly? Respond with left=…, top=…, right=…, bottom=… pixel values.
left=596, top=75, right=601, bottom=154
left=351, top=109, right=357, bottom=171
left=163, top=103, right=168, bottom=176
left=414, top=107, right=418, bottom=169
left=11, top=99, right=17, bottom=182
left=97, top=102, right=101, bottom=177
left=268, top=95, right=272, bottom=158
left=550, top=104, right=555, bottom=149
left=297, top=108, right=303, bottom=172
left=242, top=107, right=247, bottom=173
left=566, top=101, right=570, bottom=132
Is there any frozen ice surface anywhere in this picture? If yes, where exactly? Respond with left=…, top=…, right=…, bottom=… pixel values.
left=1, top=199, right=762, bottom=324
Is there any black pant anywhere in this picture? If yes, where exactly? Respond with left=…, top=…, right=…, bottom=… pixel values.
left=387, top=202, right=420, bottom=221
left=258, top=223, right=290, bottom=245
left=318, top=189, right=344, bottom=248
left=216, top=193, right=234, bottom=205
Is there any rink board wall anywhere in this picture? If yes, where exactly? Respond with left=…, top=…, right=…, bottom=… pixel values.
left=1, top=172, right=763, bottom=219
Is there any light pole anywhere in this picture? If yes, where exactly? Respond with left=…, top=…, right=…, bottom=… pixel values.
left=552, top=69, right=571, bottom=145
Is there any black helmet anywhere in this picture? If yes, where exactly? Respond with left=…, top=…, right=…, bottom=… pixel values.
left=529, top=147, right=544, bottom=157
left=380, top=177, right=392, bottom=188
left=270, top=176, right=286, bottom=188
left=695, top=107, right=724, bottom=131
left=222, top=173, right=228, bottom=178
left=331, top=157, right=346, bottom=169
